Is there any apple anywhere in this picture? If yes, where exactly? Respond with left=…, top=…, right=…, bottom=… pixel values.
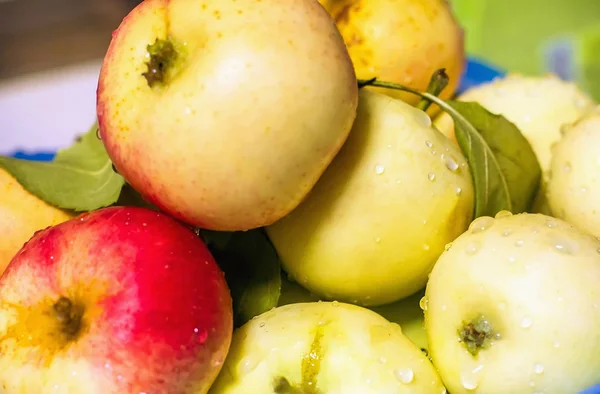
left=547, top=107, right=600, bottom=238
left=209, top=301, right=446, bottom=393
left=267, top=89, right=474, bottom=307
left=0, top=206, right=233, bottom=393
left=96, top=0, right=359, bottom=232
left=278, top=276, right=429, bottom=352
left=318, top=0, right=465, bottom=113
left=433, top=74, right=596, bottom=214
left=424, top=211, right=600, bottom=393
left=0, top=167, right=73, bottom=275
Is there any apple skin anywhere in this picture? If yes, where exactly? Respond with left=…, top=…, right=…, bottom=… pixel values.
left=424, top=211, right=600, bottom=394
left=278, top=277, right=429, bottom=352
left=0, top=206, right=233, bottom=394
left=547, top=107, right=600, bottom=238
left=433, top=74, right=596, bottom=214
left=209, top=301, right=446, bottom=393
left=318, top=0, right=465, bottom=114
left=266, top=89, right=474, bottom=307
left=97, top=0, right=358, bottom=232
left=0, top=167, right=73, bottom=275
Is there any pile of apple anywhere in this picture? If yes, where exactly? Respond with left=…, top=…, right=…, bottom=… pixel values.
left=1, top=0, right=599, bottom=393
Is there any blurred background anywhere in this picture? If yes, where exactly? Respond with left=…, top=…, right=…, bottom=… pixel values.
left=1, top=0, right=599, bottom=153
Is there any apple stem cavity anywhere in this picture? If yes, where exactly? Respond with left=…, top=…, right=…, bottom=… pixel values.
left=273, top=377, right=303, bottom=394
left=52, top=296, right=84, bottom=339
left=143, top=38, right=177, bottom=88
left=458, top=315, right=499, bottom=356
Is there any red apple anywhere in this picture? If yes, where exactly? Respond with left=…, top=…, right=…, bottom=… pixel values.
left=0, top=206, right=233, bottom=394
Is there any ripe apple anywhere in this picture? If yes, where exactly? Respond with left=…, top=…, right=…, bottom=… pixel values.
left=278, top=277, right=429, bottom=351
left=433, top=74, right=596, bottom=214
left=209, top=301, right=446, bottom=393
left=0, top=167, right=73, bottom=275
left=267, top=89, right=474, bottom=307
left=96, top=0, right=358, bottom=232
left=318, top=0, right=465, bottom=113
left=0, top=206, right=233, bottom=393
left=424, top=211, right=600, bottom=393
left=547, top=107, right=600, bottom=238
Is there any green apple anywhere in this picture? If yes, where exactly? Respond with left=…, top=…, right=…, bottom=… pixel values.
left=96, top=0, right=358, bottom=232
left=209, top=301, right=446, bottom=393
left=547, top=107, right=600, bottom=238
left=278, top=277, right=429, bottom=351
left=317, top=0, right=465, bottom=115
left=433, top=73, right=596, bottom=214
left=424, top=211, right=600, bottom=393
left=267, top=89, right=474, bottom=307
left=0, top=168, right=73, bottom=275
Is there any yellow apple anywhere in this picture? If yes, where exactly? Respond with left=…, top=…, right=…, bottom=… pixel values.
left=318, top=0, right=465, bottom=113
left=547, top=107, right=600, bottom=238
left=0, top=167, right=72, bottom=275
left=267, top=89, right=474, bottom=307
left=209, top=301, right=446, bottom=393
left=424, top=211, right=600, bottom=393
left=433, top=74, right=596, bottom=214
left=278, top=277, right=429, bottom=351
left=97, top=0, right=358, bottom=232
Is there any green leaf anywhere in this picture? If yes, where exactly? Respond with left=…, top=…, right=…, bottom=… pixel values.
left=205, top=229, right=282, bottom=327
left=447, top=100, right=542, bottom=217
left=0, top=124, right=125, bottom=212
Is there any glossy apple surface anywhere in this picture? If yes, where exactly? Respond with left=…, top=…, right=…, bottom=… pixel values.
left=209, top=301, right=445, bottom=393
left=0, top=206, right=233, bottom=393
left=425, top=211, right=600, bottom=393
left=97, top=0, right=358, bottom=232
left=267, top=89, right=474, bottom=306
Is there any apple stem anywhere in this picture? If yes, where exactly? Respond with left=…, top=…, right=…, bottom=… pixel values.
left=458, top=315, right=499, bottom=356
left=143, top=38, right=177, bottom=88
left=53, top=296, right=84, bottom=338
left=416, top=68, right=450, bottom=111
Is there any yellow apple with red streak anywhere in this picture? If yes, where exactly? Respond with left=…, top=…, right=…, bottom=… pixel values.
left=96, top=0, right=358, bottom=232
left=0, top=206, right=233, bottom=393
left=0, top=167, right=73, bottom=275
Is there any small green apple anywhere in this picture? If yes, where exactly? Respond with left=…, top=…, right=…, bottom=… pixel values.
left=424, top=211, right=600, bottom=393
left=267, top=89, right=474, bottom=306
left=209, top=301, right=446, bottom=393
left=97, top=0, right=358, bottom=232
left=547, top=107, right=600, bottom=238
left=278, top=277, right=429, bottom=352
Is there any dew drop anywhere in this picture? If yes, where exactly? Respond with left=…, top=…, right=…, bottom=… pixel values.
left=508, top=256, right=516, bottom=263
left=563, top=163, right=572, bottom=172
left=428, top=173, right=436, bottom=181
left=238, top=357, right=258, bottom=375
left=419, top=296, right=429, bottom=311
left=515, top=240, right=524, bottom=247
left=423, top=243, right=430, bottom=250
left=465, top=242, right=479, bottom=255
left=375, top=164, right=385, bottom=175
left=184, top=106, right=192, bottom=115
left=581, top=186, right=588, bottom=193
left=456, top=187, right=462, bottom=196
left=551, top=235, right=579, bottom=255
left=521, top=316, right=532, bottom=328
left=469, top=216, right=495, bottom=234
left=379, top=356, right=387, bottom=364
left=503, top=229, right=513, bottom=237
left=553, top=340, right=561, bottom=348
left=444, top=242, right=453, bottom=251
left=394, top=368, right=414, bottom=384
left=533, top=364, right=544, bottom=374
left=460, top=366, right=482, bottom=390
left=495, top=210, right=513, bottom=219
left=259, top=322, right=266, bottom=328
left=332, top=300, right=339, bottom=307
left=387, top=144, right=392, bottom=149
left=374, top=237, right=381, bottom=243
left=546, top=219, right=558, bottom=228
left=444, top=155, right=460, bottom=172
left=425, top=140, right=433, bottom=148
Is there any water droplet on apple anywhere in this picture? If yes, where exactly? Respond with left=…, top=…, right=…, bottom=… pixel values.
left=460, top=365, right=482, bottom=390
left=196, top=328, right=208, bottom=344
left=581, top=186, right=589, bottom=193
left=374, top=237, right=381, bottom=243
left=521, top=316, right=532, bottom=328
left=428, top=173, right=436, bottom=181
left=238, top=357, right=259, bottom=376
left=184, top=106, right=192, bottom=115
left=259, top=322, right=266, bottom=328
left=551, top=236, right=579, bottom=255
left=456, top=187, right=462, bottom=196
left=469, top=216, right=495, bottom=234
left=515, top=239, right=524, bottom=247
left=104, top=363, right=111, bottom=369
left=425, top=140, right=433, bottom=148
left=502, top=229, right=513, bottom=237
left=394, top=368, right=414, bottom=384
left=533, top=364, right=544, bottom=374
left=419, top=296, right=429, bottom=311
left=596, top=248, right=600, bottom=255
left=553, top=340, right=561, bottom=348
left=495, top=210, right=513, bottom=219
left=423, top=243, right=430, bottom=251
left=374, top=164, right=385, bottom=175
left=529, top=380, right=536, bottom=387
left=379, top=356, right=387, bottom=364
left=441, top=304, right=447, bottom=311
left=444, top=155, right=460, bottom=172
left=465, top=242, right=479, bottom=255
left=563, top=163, right=572, bottom=172
left=444, top=242, right=453, bottom=251
left=508, top=256, right=516, bottom=263
left=332, top=301, right=339, bottom=307
left=417, top=111, right=432, bottom=127
left=546, top=219, right=558, bottom=228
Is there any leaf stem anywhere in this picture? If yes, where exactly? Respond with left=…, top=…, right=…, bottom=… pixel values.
left=416, top=68, right=450, bottom=111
